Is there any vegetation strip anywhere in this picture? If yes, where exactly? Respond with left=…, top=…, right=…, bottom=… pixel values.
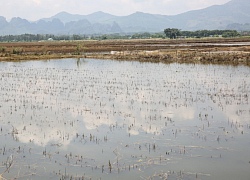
left=0, top=38, right=249, bottom=65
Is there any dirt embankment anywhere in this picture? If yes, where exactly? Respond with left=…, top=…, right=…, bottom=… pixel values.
left=0, top=38, right=250, bottom=65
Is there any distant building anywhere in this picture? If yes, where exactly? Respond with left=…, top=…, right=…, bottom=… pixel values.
left=48, top=38, right=53, bottom=41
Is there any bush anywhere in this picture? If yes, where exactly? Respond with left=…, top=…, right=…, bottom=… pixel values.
left=0, top=46, right=6, bottom=53
left=12, top=48, right=23, bottom=55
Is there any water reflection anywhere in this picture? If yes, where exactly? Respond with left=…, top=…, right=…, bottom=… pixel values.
left=0, top=59, right=249, bottom=180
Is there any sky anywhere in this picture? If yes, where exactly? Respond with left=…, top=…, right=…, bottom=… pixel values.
left=1, top=0, right=231, bottom=21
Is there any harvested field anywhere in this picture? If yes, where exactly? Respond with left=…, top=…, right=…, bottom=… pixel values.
left=0, top=38, right=250, bottom=65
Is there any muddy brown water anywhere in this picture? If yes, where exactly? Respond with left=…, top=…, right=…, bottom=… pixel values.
left=0, top=58, right=249, bottom=180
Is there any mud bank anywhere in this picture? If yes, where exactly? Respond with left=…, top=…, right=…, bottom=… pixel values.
left=1, top=38, right=250, bottom=65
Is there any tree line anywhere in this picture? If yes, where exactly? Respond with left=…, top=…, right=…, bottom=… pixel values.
left=164, top=28, right=242, bottom=39
left=0, top=34, right=89, bottom=42
left=0, top=29, right=249, bottom=42
left=0, top=33, right=166, bottom=42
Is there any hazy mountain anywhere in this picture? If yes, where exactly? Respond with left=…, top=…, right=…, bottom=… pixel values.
left=110, top=22, right=123, bottom=33
left=170, top=0, right=250, bottom=30
left=44, top=11, right=86, bottom=24
left=115, top=12, right=171, bottom=32
left=43, top=11, right=117, bottom=24
left=0, top=0, right=249, bottom=35
left=226, top=23, right=250, bottom=31
left=83, top=11, right=118, bottom=24
left=5, top=17, right=32, bottom=34
left=0, top=16, right=8, bottom=27
left=0, top=16, right=9, bottom=34
left=65, top=19, right=93, bottom=34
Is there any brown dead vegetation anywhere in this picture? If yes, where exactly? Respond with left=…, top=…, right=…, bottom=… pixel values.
left=0, top=38, right=250, bottom=65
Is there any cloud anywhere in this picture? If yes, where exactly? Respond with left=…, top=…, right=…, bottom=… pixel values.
left=0, top=0, right=231, bottom=21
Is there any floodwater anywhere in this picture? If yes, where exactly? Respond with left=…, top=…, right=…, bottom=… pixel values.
left=0, top=58, right=249, bottom=180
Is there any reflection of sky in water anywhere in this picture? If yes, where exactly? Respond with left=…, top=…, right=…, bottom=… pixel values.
left=0, top=58, right=249, bottom=179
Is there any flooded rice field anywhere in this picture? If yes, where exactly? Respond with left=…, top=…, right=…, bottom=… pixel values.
left=0, top=58, right=249, bottom=180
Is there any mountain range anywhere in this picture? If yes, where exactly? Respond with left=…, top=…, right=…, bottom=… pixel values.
left=0, top=0, right=249, bottom=35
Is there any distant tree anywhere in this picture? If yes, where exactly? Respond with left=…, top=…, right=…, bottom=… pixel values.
left=101, top=35, right=107, bottom=40
left=164, top=28, right=181, bottom=39
left=222, top=30, right=239, bottom=37
left=73, top=34, right=82, bottom=40
left=151, top=32, right=165, bottom=39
